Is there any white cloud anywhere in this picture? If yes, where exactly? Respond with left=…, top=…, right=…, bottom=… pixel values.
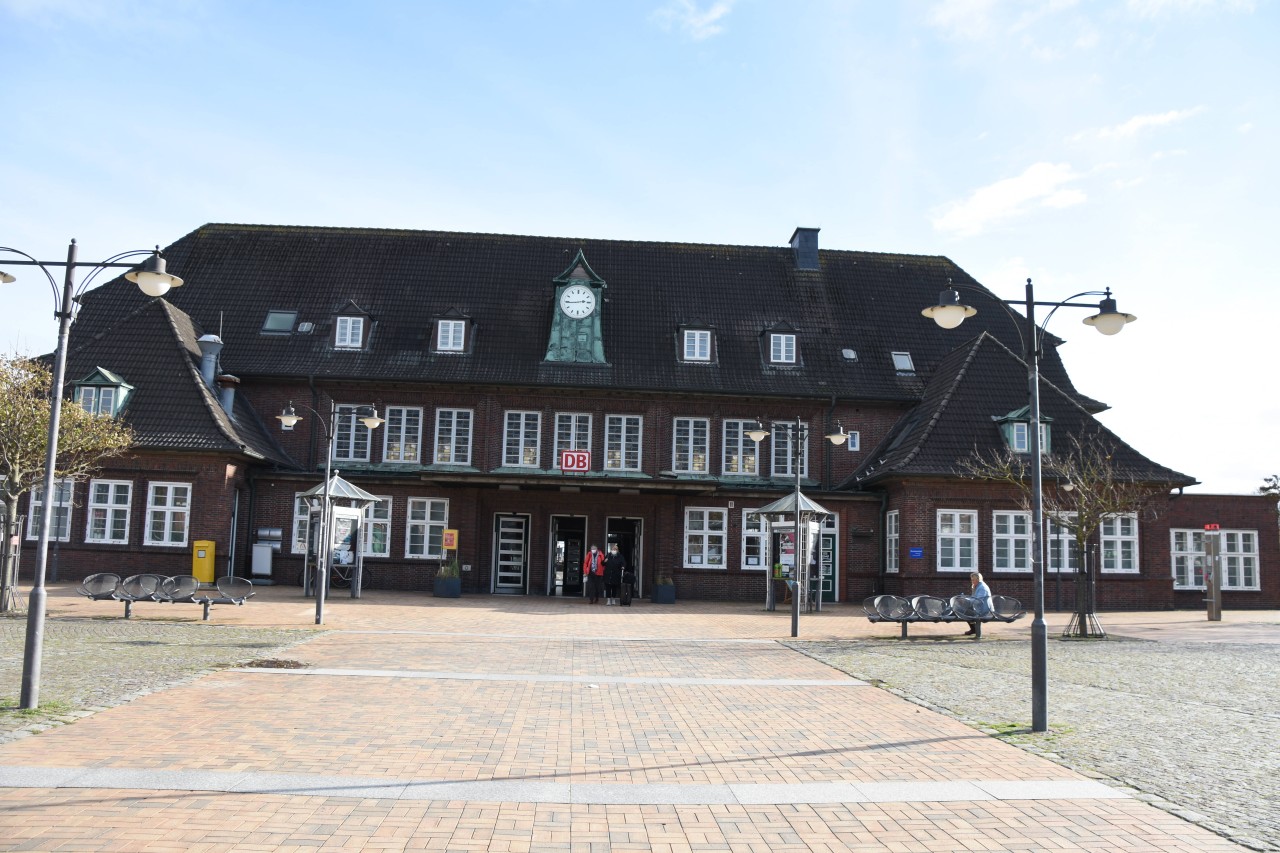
left=1093, top=107, right=1204, bottom=139
left=1126, top=0, right=1255, bottom=19
left=651, top=0, right=736, bottom=40
left=932, top=162, right=1086, bottom=237
left=1238, top=122, right=1254, bottom=134
left=925, top=0, right=1000, bottom=39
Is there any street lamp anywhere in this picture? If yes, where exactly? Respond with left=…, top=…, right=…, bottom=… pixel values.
left=922, top=277, right=1135, bottom=732
left=747, top=418, right=847, bottom=634
left=276, top=400, right=383, bottom=625
left=1, top=239, right=183, bottom=710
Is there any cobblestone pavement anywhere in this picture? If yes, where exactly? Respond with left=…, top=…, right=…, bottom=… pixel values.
left=793, top=635, right=1280, bottom=852
left=0, top=613, right=313, bottom=741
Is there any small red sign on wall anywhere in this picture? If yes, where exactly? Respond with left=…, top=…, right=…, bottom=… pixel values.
left=1204, top=524, right=1221, bottom=531
left=561, top=450, right=591, bottom=472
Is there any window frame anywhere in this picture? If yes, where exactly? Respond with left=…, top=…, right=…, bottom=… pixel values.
left=261, top=310, right=298, bottom=334
left=683, top=506, right=728, bottom=569
left=362, top=496, right=393, bottom=558
left=683, top=329, right=712, bottom=362
left=383, top=406, right=423, bottom=464
left=77, top=385, right=117, bottom=417
left=333, top=403, right=375, bottom=462
left=604, top=414, right=643, bottom=471
left=503, top=410, right=542, bottom=468
left=770, top=333, right=797, bottom=364
left=436, top=319, right=466, bottom=352
left=145, top=481, right=191, bottom=547
left=992, top=511, right=1032, bottom=572
left=741, top=510, right=768, bottom=570
left=672, top=417, right=710, bottom=474
left=554, top=412, right=592, bottom=469
left=722, top=419, right=760, bottom=476
left=770, top=422, right=808, bottom=478
left=86, top=479, right=131, bottom=545
left=26, top=478, right=74, bottom=542
left=434, top=408, right=473, bottom=466
left=405, top=497, right=449, bottom=559
left=1100, top=513, right=1139, bottom=573
left=885, top=510, right=900, bottom=573
left=1222, top=530, right=1260, bottom=590
left=891, top=351, right=915, bottom=372
left=1046, top=512, right=1079, bottom=574
left=334, top=316, right=365, bottom=349
left=292, top=493, right=311, bottom=555
left=1172, top=529, right=1259, bottom=591
left=937, top=509, right=977, bottom=572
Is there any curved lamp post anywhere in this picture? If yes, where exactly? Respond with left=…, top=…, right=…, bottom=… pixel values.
left=922, top=277, right=1135, bottom=732
left=1, top=239, right=183, bottom=710
left=746, top=418, right=848, bottom=634
left=276, top=401, right=383, bottom=625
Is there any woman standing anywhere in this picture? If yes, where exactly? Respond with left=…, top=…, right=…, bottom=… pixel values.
left=582, top=544, right=606, bottom=604
left=603, top=543, right=627, bottom=606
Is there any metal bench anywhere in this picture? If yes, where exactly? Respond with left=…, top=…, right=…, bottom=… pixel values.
left=864, top=593, right=1025, bottom=638
left=194, top=576, right=255, bottom=621
left=76, top=573, right=122, bottom=601
left=115, top=573, right=166, bottom=618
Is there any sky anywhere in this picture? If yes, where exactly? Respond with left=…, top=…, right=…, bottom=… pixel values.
left=0, top=0, right=1275, bottom=495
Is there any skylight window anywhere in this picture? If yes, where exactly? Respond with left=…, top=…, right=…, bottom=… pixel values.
left=262, top=310, right=298, bottom=334
left=891, top=351, right=914, bottom=372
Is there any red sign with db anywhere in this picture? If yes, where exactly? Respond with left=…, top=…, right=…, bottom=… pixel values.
left=561, top=450, right=591, bottom=472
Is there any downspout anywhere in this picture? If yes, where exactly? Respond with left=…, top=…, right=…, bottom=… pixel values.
left=825, top=395, right=838, bottom=488
left=308, top=376, right=320, bottom=471
left=876, top=490, right=888, bottom=597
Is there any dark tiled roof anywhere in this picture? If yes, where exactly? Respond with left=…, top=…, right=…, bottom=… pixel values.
left=71, top=224, right=1103, bottom=406
left=848, top=332, right=1195, bottom=487
left=63, top=298, right=293, bottom=465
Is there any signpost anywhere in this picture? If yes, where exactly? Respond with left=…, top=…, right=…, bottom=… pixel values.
left=1204, top=524, right=1222, bottom=621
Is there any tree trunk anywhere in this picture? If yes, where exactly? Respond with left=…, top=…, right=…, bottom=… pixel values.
left=0, top=496, right=22, bottom=613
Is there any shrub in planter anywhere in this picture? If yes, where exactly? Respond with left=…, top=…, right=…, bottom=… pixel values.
left=433, top=558, right=462, bottom=598
left=651, top=569, right=675, bottom=604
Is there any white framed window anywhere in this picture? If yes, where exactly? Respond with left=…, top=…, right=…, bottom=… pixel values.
left=771, top=422, right=808, bottom=478
left=292, top=493, right=311, bottom=554
left=1101, top=513, right=1139, bottom=573
left=742, top=510, right=768, bottom=570
left=363, top=497, right=392, bottom=558
left=1222, top=530, right=1259, bottom=590
left=435, top=408, right=473, bottom=465
left=844, top=431, right=861, bottom=452
left=504, top=411, right=541, bottom=467
left=993, top=511, right=1032, bottom=572
left=26, top=478, right=74, bottom=542
left=605, top=414, right=642, bottom=471
left=891, top=351, right=914, bottom=372
left=333, top=404, right=375, bottom=462
left=684, top=507, right=727, bottom=568
left=145, top=482, right=191, bottom=547
left=885, top=510, right=900, bottom=573
left=77, top=386, right=117, bottom=417
left=672, top=417, right=709, bottom=473
left=1007, top=422, right=1050, bottom=454
left=405, top=498, right=448, bottom=559
left=335, top=316, right=364, bottom=349
left=683, top=330, right=711, bottom=361
left=1047, top=513, right=1079, bottom=574
left=86, top=480, right=131, bottom=544
left=1176, top=530, right=1260, bottom=590
left=722, top=419, right=759, bottom=476
left=937, top=509, right=977, bottom=571
left=770, top=333, right=796, bottom=364
left=383, top=406, right=423, bottom=463
left=437, top=319, right=465, bottom=352
left=554, top=413, right=592, bottom=469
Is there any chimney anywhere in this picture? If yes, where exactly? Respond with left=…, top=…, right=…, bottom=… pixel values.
left=196, top=334, right=223, bottom=388
left=789, top=227, right=820, bottom=271
left=216, top=374, right=239, bottom=417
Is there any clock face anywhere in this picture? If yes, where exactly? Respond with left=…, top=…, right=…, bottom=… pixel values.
left=559, top=284, right=597, bottom=319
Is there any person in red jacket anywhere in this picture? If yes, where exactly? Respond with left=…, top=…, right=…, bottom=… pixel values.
left=582, top=544, right=606, bottom=604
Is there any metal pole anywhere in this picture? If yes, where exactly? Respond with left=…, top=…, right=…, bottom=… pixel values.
left=20, top=240, right=77, bottom=709
left=316, top=403, right=334, bottom=626
left=792, top=417, right=801, bottom=638
left=1026, top=278, right=1048, bottom=733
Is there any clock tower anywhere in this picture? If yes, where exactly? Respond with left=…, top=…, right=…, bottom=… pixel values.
left=545, top=250, right=607, bottom=364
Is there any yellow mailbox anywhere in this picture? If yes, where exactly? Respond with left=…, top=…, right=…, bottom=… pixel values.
left=192, top=540, right=216, bottom=583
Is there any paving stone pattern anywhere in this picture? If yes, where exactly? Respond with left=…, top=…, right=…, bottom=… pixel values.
left=794, top=635, right=1280, bottom=852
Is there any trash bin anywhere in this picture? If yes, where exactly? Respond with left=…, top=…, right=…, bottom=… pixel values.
left=192, top=540, right=216, bottom=583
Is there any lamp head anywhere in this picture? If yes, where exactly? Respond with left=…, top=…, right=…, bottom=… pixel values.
left=1083, top=289, right=1136, bottom=336
left=125, top=248, right=184, bottom=297
left=0, top=270, right=15, bottom=285
left=825, top=423, right=848, bottom=445
left=357, top=406, right=385, bottom=430
left=277, top=402, right=302, bottom=430
left=745, top=420, right=770, bottom=443
left=922, top=281, right=977, bottom=329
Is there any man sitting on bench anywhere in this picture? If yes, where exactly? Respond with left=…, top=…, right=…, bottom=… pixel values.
left=964, top=571, right=992, bottom=636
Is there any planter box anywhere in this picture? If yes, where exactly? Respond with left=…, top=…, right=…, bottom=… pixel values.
left=651, top=583, right=676, bottom=604
left=433, top=576, right=461, bottom=598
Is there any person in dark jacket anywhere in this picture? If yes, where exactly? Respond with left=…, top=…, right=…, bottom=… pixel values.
left=603, top=544, right=627, bottom=606
left=582, top=544, right=605, bottom=604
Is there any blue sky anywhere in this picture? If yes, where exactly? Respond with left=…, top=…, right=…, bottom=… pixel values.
left=1, top=0, right=1274, bottom=495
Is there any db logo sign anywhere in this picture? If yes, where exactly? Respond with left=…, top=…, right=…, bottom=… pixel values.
left=561, top=450, right=591, bottom=472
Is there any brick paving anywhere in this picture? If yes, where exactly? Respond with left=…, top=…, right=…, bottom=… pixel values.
left=0, top=584, right=1273, bottom=851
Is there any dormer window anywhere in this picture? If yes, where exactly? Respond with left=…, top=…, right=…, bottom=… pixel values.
left=335, top=316, right=365, bottom=349
left=437, top=319, right=466, bottom=352
left=73, top=368, right=131, bottom=418
left=770, top=333, right=796, bottom=364
left=995, top=407, right=1050, bottom=454
left=682, top=329, right=713, bottom=362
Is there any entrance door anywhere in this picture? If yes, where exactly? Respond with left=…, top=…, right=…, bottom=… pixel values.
left=819, top=516, right=839, bottom=603
left=492, top=514, right=529, bottom=594
left=550, top=515, right=585, bottom=597
left=606, top=517, right=643, bottom=593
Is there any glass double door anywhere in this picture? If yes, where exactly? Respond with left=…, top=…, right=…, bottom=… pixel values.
left=493, top=514, right=529, bottom=594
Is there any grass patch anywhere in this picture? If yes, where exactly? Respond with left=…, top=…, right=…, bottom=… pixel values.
left=0, top=697, right=76, bottom=718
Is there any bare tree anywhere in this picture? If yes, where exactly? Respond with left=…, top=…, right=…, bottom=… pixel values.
left=961, top=432, right=1170, bottom=638
left=0, top=355, right=132, bottom=612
